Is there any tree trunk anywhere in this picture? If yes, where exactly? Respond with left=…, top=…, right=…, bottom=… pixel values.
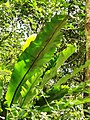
left=85, top=0, right=90, bottom=117
left=86, top=1, right=90, bottom=77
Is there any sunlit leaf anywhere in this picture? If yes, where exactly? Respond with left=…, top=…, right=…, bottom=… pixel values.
left=6, top=14, right=68, bottom=107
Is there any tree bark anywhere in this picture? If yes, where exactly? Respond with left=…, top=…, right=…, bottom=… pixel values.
left=85, top=0, right=90, bottom=117
left=86, top=0, right=90, bottom=78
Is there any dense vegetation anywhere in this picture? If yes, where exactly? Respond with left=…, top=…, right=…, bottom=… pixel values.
left=0, top=0, right=90, bottom=119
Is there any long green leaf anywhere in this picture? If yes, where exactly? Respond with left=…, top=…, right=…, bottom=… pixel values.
left=20, top=45, right=75, bottom=106
left=40, top=44, right=76, bottom=87
left=6, top=15, right=68, bottom=107
left=54, top=60, right=90, bottom=88
left=34, top=61, right=90, bottom=108
left=36, top=80, right=90, bottom=112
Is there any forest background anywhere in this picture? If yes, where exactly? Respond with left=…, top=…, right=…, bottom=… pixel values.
left=0, top=0, right=89, bottom=119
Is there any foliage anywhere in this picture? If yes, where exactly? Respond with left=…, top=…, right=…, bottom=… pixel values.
left=0, top=0, right=88, bottom=119
left=6, top=14, right=68, bottom=107
left=5, top=14, right=90, bottom=119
